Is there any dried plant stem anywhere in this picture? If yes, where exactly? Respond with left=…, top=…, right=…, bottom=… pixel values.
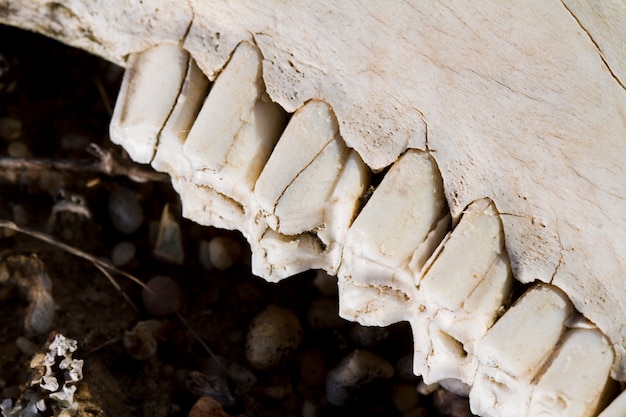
left=0, top=219, right=147, bottom=290
left=0, top=144, right=169, bottom=183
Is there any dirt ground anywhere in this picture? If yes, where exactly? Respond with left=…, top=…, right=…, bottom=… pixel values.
left=0, top=25, right=473, bottom=417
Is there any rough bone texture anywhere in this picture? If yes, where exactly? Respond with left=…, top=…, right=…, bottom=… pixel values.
left=2, top=0, right=626, bottom=393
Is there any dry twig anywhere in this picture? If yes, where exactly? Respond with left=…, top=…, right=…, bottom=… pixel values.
left=0, top=144, right=169, bottom=185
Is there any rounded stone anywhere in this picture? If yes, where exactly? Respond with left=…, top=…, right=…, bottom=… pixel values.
left=111, top=241, right=136, bottom=266
left=432, top=388, right=474, bottom=417
left=325, top=349, right=394, bottom=406
left=0, top=116, right=22, bottom=141
left=245, top=305, right=303, bottom=370
left=188, top=397, right=232, bottom=417
left=228, top=363, right=257, bottom=392
left=141, top=275, right=181, bottom=317
left=391, top=384, right=421, bottom=413
left=7, top=141, right=31, bottom=158
left=108, top=186, right=144, bottom=235
left=208, top=236, right=242, bottom=271
left=123, top=320, right=162, bottom=360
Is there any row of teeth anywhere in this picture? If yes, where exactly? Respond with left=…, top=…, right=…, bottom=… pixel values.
left=110, top=41, right=624, bottom=417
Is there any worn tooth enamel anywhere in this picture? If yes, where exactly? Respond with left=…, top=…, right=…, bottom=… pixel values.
left=253, top=100, right=368, bottom=278
left=151, top=55, right=210, bottom=176
left=419, top=322, right=477, bottom=389
left=183, top=41, right=286, bottom=213
left=110, top=43, right=189, bottom=163
left=471, top=285, right=572, bottom=416
left=177, top=183, right=245, bottom=232
left=253, top=229, right=327, bottom=280
left=256, top=100, right=348, bottom=234
left=420, top=198, right=513, bottom=344
left=339, top=150, right=449, bottom=326
left=529, top=328, right=613, bottom=417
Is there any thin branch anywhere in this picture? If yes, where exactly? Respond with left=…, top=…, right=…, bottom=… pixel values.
left=0, top=219, right=147, bottom=289
left=0, top=144, right=169, bottom=183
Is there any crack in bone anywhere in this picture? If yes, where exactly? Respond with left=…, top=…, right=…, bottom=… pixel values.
left=560, top=0, right=626, bottom=90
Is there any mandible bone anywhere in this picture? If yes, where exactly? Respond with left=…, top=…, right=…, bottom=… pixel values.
left=2, top=1, right=625, bottom=416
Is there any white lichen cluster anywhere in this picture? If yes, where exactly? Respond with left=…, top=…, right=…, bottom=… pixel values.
left=1, top=334, right=84, bottom=417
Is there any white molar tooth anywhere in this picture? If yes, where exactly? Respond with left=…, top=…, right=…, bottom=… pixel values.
left=529, top=328, right=613, bottom=417
left=151, top=56, right=210, bottom=176
left=183, top=41, right=286, bottom=216
left=253, top=229, right=327, bottom=281
left=471, top=284, right=572, bottom=417
left=253, top=100, right=369, bottom=279
left=419, top=198, right=513, bottom=344
left=339, top=149, right=449, bottom=326
left=110, top=43, right=189, bottom=164
left=255, top=100, right=344, bottom=233
left=178, top=183, right=246, bottom=232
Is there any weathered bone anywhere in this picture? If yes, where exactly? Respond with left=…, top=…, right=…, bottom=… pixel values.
left=2, top=2, right=626, bottom=416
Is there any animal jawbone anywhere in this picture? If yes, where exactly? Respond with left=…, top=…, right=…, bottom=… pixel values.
left=2, top=1, right=626, bottom=416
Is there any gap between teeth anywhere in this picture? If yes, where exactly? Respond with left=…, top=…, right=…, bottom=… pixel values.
left=110, top=41, right=620, bottom=417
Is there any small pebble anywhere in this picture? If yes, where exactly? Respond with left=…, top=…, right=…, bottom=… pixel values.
left=299, top=348, right=326, bottom=387
left=0, top=116, right=22, bottom=141
left=312, top=271, right=338, bottom=297
left=417, top=381, right=439, bottom=395
left=60, top=133, right=90, bottom=150
left=142, top=275, right=181, bottom=317
left=228, top=363, right=257, bottom=392
left=188, top=397, right=235, bottom=417
left=264, top=385, right=287, bottom=400
left=432, top=388, right=474, bottom=417
left=111, top=241, right=136, bottom=266
left=153, top=204, right=184, bottom=265
left=1, top=226, right=16, bottom=238
left=350, top=323, right=391, bottom=348
left=208, top=236, right=242, bottom=271
left=109, top=186, right=144, bottom=234
left=439, top=378, right=471, bottom=397
left=123, top=320, right=162, bottom=360
left=307, top=298, right=346, bottom=329
left=14, top=337, right=37, bottom=356
left=301, top=400, right=316, bottom=417
left=186, top=371, right=235, bottom=406
left=391, top=384, right=420, bottom=413
left=246, top=305, right=303, bottom=370
left=7, top=141, right=31, bottom=158
left=326, top=350, right=394, bottom=406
